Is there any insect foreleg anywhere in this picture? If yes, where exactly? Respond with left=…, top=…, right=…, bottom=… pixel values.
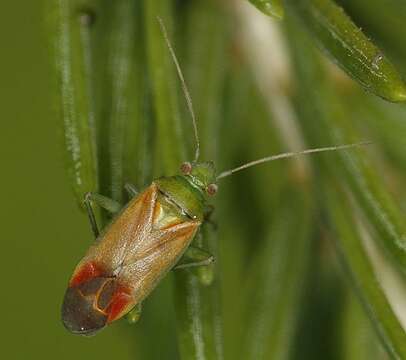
left=124, top=183, right=139, bottom=198
left=84, top=192, right=122, bottom=238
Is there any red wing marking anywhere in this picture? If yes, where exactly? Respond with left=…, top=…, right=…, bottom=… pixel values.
left=70, top=262, right=104, bottom=287
left=106, top=286, right=132, bottom=323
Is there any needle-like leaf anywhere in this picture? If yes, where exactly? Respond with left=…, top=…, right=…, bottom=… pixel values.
left=284, top=0, right=406, bottom=102
left=285, top=12, right=406, bottom=275
left=54, top=0, right=99, bottom=205
left=248, top=0, right=284, bottom=20
left=285, top=12, right=406, bottom=356
left=325, top=181, right=406, bottom=359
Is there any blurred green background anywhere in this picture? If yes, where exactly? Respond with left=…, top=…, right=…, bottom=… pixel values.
left=3, top=0, right=406, bottom=359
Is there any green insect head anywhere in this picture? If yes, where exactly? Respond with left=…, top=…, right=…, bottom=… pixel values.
left=180, top=161, right=218, bottom=197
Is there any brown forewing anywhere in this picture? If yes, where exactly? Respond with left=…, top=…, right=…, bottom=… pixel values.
left=72, top=183, right=201, bottom=304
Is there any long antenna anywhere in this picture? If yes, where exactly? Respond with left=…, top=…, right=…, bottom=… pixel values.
left=157, top=17, right=200, bottom=162
left=217, top=141, right=371, bottom=180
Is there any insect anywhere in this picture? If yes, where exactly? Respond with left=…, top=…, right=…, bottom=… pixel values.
left=61, top=18, right=369, bottom=336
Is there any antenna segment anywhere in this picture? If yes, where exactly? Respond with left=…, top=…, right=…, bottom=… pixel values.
left=217, top=141, right=372, bottom=180
left=157, top=17, right=200, bottom=162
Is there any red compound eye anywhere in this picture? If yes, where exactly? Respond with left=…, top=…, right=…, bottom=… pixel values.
left=206, top=183, right=218, bottom=196
left=180, top=162, right=192, bottom=174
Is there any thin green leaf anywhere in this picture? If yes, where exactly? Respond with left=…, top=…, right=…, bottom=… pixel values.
left=291, top=240, right=347, bottom=359
left=341, top=92, right=406, bottom=173
left=184, top=0, right=228, bottom=161
left=285, top=13, right=406, bottom=357
left=174, top=226, right=224, bottom=360
left=218, top=63, right=287, bottom=359
left=284, top=0, right=406, bottom=102
left=121, top=6, right=152, bottom=190
left=144, top=0, right=184, bottom=174
left=325, top=182, right=406, bottom=359
left=248, top=0, right=284, bottom=20
left=175, top=3, right=229, bottom=359
left=340, top=288, right=383, bottom=360
left=336, top=0, right=406, bottom=77
left=54, top=0, right=99, bottom=205
left=107, top=0, right=137, bottom=203
left=285, top=13, right=406, bottom=275
left=243, top=189, right=313, bottom=360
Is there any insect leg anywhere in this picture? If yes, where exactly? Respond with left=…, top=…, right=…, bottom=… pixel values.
left=175, top=246, right=215, bottom=286
left=125, top=183, right=139, bottom=198
left=174, top=247, right=215, bottom=269
left=126, top=303, right=142, bottom=324
left=84, top=192, right=122, bottom=238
